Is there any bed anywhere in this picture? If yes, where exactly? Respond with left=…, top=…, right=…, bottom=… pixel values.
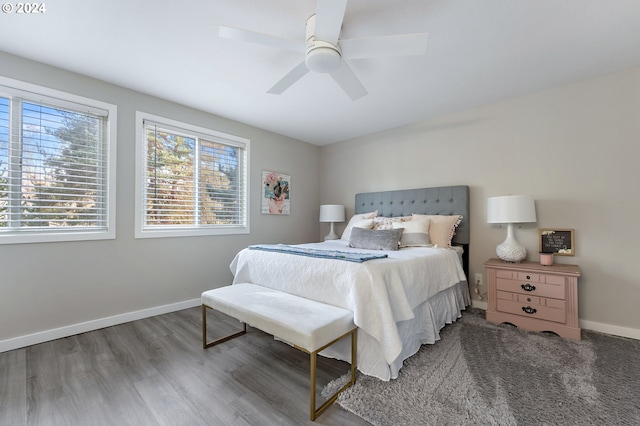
left=229, top=185, right=470, bottom=381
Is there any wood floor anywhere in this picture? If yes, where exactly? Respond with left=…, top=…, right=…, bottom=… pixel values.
left=0, top=307, right=371, bottom=426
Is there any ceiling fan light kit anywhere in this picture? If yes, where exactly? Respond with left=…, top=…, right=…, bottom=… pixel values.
left=306, top=42, right=342, bottom=73
left=219, top=0, right=428, bottom=100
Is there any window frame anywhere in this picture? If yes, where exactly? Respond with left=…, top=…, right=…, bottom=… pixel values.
left=134, top=111, right=250, bottom=239
left=0, top=76, right=117, bottom=245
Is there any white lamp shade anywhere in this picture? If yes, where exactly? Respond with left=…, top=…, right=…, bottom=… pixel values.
left=319, top=205, right=345, bottom=223
left=487, top=195, right=536, bottom=224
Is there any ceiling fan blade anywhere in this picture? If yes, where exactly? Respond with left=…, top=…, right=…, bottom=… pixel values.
left=330, top=61, right=367, bottom=101
left=314, top=0, right=348, bottom=45
left=340, top=33, right=429, bottom=59
left=219, top=26, right=305, bottom=53
left=267, top=61, right=310, bottom=94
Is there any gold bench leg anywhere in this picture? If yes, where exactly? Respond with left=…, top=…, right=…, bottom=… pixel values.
left=202, top=304, right=247, bottom=349
left=308, top=328, right=357, bottom=421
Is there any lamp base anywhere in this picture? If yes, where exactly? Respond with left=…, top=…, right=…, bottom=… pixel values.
left=496, top=242, right=527, bottom=263
left=496, top=223, right=527, bottom=263
left=324, top=222, right=339, bottom=241
left=324, top=232, right=339, bottom=241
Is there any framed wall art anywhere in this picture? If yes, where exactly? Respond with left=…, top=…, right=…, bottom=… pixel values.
left=261, top=170, right=290, bottom=215
left=539, top=228, right=575, bottom=256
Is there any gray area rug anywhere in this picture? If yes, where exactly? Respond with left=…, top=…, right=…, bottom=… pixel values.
left=324, top=308, right=640, bottom=425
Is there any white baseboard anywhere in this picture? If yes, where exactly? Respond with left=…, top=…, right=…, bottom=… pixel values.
left=580, top=319, right=640, bottom=340
left=0, top=298, right=201, bottom=353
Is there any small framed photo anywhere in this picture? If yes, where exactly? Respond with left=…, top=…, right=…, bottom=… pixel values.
left=539, top=228, right=575, bottom=256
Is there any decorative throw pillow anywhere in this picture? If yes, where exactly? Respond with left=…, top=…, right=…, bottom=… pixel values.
left=412, top=214, right=462, bottom=248
left=340, top=211, right=377, bottom=240
left=372, top=216, right=413, bottom=230
left=349, top=227, right=403, bottom=251
left=372, top=216, right=400, bottom=230
left=392, top=218, right=432, bottom=247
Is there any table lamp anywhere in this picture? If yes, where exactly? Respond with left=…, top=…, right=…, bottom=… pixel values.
left=487, top=195, right=537, bottom=262
left=319, top=204, right=345, bottom=240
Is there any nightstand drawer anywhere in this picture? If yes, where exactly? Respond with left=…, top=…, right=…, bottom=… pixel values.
left=496, top=291, right=542, bottom=305
left=496, top=298, right=566, bottom=323
left=496, top=278, right=565, bottom=299
left=497, top=291, right=566, bottom=309
left=496, top=270, right=565, bottom=285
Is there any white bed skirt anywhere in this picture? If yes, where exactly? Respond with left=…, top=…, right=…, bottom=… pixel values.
left=319, top=280, right=470, bottom=381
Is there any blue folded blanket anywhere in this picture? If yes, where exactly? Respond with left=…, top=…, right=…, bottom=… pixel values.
left=249, top=244, right=387, bottom=263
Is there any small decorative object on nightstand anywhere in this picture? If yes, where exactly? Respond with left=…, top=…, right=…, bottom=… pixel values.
left=539, top=252, right=554, bottom=266
left=484, top=258, right=581, bottom=340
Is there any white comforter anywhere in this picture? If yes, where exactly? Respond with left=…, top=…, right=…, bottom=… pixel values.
left=229, top=240, right=467, bottom=367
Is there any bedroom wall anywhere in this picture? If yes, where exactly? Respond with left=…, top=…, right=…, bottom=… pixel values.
left=319, top=66, right=640, bottom=336
left=0, top=51, right=320, bottom=347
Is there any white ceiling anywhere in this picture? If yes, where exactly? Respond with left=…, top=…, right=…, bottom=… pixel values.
left=2, top=0, right=640, bottom=145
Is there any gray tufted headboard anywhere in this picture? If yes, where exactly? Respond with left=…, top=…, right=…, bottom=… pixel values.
left=355, top=185, right=470, bottom=275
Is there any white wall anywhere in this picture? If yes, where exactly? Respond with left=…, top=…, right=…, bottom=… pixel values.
left=320, top=66, right=640, bottom=334
left=0, top=52, right=320, bottom=347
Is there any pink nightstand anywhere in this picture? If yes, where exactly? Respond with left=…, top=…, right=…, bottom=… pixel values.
left=484, top=258, right=581, bottom=340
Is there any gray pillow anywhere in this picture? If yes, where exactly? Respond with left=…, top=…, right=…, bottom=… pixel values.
left=349, top=227, right=403, bottom=251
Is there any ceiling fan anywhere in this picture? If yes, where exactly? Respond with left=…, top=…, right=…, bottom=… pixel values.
left=219, top=0, right=429, bottom=100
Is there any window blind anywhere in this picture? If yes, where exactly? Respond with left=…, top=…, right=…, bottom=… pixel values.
left=142, top=120, right=247, bottom=230
left=0, top=91, right=109, bottom=233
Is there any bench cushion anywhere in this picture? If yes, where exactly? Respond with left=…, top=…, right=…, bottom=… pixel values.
left=202, top=283, right=355, bottom=352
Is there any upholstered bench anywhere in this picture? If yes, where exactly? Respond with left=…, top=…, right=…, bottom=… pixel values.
left=201, top=283, right=357, bottom=421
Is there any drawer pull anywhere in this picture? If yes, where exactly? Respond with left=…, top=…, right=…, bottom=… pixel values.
left=522, top=306, right=537, bottom=315
left=526, top=275, right=531, bottom=280
left=521, top=283, right=536, bottom=292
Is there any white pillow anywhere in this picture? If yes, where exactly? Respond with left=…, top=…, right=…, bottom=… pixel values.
left=393, top=218, right=432, bottom=247
left=340, top=211, right=377, bottom=240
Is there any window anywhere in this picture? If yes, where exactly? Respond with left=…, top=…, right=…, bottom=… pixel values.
left=135, top=112, right=249, bottom=238
left=0, top=77, right=116, bottom=244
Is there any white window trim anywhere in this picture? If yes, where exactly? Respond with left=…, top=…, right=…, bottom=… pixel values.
left=134, top=111, right=250, bottom=239
left=0, top=76, right=117, bottom=245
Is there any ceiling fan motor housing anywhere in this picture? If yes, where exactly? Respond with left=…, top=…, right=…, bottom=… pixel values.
left=305, top=14, right=342, bottom=73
